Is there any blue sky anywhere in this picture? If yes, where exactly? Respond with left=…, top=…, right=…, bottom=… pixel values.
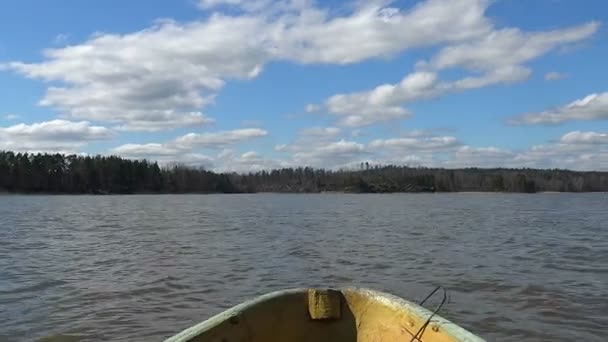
left=1, top=0, right=607, bottom=171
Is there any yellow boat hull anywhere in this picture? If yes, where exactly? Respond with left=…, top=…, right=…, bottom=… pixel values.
left=165, top=288, right=485, bottom=342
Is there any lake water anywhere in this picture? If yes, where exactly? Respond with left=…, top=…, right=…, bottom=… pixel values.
left=0, top=194, right=606, bottom=341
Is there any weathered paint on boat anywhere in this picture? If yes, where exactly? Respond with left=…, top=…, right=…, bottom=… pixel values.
left=165, top=288, right=485, bottom=342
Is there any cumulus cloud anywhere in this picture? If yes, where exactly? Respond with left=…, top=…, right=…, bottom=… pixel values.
left=369, top=136, right=461, bottom=150
left=560, top=131, right=608, bottom=144
left=444, top=146, right=516, bottom=168
left=271, top=125, right=368, bottom=168
left=109, top=143, right=182, bottom=157
left=266, top=128, right=607, bottom=171
left=365, top=134, right=462, bottom=167
left=111, top=146, right=284, bottom=172
left=276, top=130, right=464, bottom=169
left=4, top=16, right=266, bottom=131
left=512, top=142, right=608, bottom=170
left=323, top=72, right=437, bottom=126
left=511, top=92, right=608, bottom=125
left=3, top=0, right=494, bottom=131
left=449, top=65, right=531, bottom=89
left=378, top=139, right=608, bottom=171
left=109, top=143, right=217, bottom=169
left=1, top=119, right=113, bottom=141
left=276, top=0, right=492, bottom=64
left=318, top=66, right=532, bottom=127
left=3, top=0, right=597, bottom=130
left=214, top=149, right=286, bottom=172
left=110, top=128, right=268, bottom=167
left=421, top=22, right=598, bottom=71
left=440, top=137, right=608, bottom=171
left=109, top=126, right=608, bottom=171
left=291, top=139, right=367, bottom=167
left=174, top=128, right=268, bottom=149
left=0, top=119, right=114, bottom=153
left=1, top=0, right=605, bottom=171
left=313, top=16, right=598, bottom=126
left=299, top=126, right=341, bottom=137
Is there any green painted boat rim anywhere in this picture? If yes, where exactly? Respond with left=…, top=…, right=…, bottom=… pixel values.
left=164, top=287, right=486, bottom=342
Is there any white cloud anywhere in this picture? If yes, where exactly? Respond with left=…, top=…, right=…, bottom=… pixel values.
left=449, top=65, right=531, bottom=90
left=560, top=131, right=608, bottom=144
left=544, top=71, right=565, bottom=81
left=2, top=0, right=605, bottom=171
left=116, top=147, right=284, bottom=172
left=365, top=133, right=463, bottom=167
left=318, top=66, right=533, bottom=127
left=112, top=128, right=267, bottom=154
left=312, top=16, right=598, bottom=126
left=372, top=139, right=608, bottom=171
left=421, top=22, right=598, bottom=71
left=174, top=128, right=268, bottom=149
left=109, top=143, right=182, bottom=157
left=3, top=114, right=19, bottom=120
left=369, top=136, right=461, bottom=150
left=271, top=125, right=368, bottom=167
left=323, top=71, right=439, bottom=126
left=511, top=92, right=608, bottom=124
left=3, top=0, right=494, bottom=131
left=275, top=0, right=492, bottom=64
left=444, top=146, right=516, bottom=168
left=299, top=126, right=340, bottom=137
left=512, top=143, right=608, bottom=170
left=318, top=139, right=364, bottom=154
left=1, top=119, right=113, bottom=141
left=109, top=127, right=608, bottom=171
left=0, top=119, right=114, bottom=153
left=110, top=128, right=268, bottom=168
left=214, top=149, right=285, bottom=172
left=4, top=16, right=267, bottom=131
left=271, top=129, right=608, bottom=171
left=441, top=138, right=608, bottom=171
left=4, top=0, right=596, bottom=130
left=291, top=139, right=367, bottom=167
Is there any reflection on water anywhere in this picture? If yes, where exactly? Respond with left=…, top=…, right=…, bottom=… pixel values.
left=0, top=193, right=606, bottom=341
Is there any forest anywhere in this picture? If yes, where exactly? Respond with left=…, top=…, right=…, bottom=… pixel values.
left=1, top=151, right=608, bottom=194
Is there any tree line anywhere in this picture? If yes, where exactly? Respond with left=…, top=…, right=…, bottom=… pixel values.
left=0, top=151, right=235, bottom=194
left=1, top=151, right=608, bottom=194
left=233, top=165, right=608, bottom=193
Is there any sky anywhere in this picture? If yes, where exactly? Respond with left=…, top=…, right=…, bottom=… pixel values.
left=0, top=0, right=607, bottom=172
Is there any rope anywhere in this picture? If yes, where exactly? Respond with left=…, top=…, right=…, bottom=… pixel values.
left=409, top=286, right=448, bottom=342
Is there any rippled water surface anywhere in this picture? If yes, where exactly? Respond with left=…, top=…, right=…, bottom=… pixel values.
left=1, top=194, right=607, bottom=341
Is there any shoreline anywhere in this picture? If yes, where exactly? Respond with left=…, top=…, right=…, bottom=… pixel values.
left=2, top=191, right=607, bottom=196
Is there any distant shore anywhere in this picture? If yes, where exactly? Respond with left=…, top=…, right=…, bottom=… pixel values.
left=2, top=190, right=607, bottom=196
left=2, top=151, right=608, bottom=194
